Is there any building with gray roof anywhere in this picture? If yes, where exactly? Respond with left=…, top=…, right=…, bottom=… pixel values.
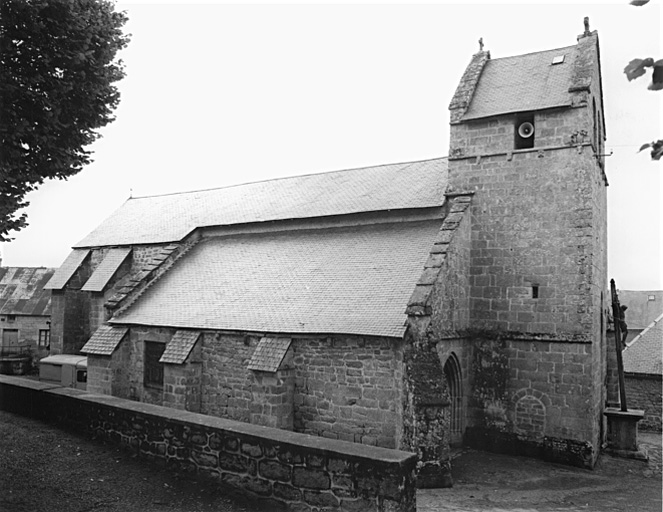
left=0, top=266, right=55, bottom=363
left=46, top=23, right=613, bottom=485
left=623, top=314, right=663, bottom=431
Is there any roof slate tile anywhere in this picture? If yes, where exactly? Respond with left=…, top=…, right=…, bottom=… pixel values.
left=82, top=247, right=132, bottom=292
left=111, top=219, right=441, bottom=338
left=160, top=330, right=200, bottom=364
left=75, top=158, right=448, bottom=248
left=44, top=249, right=90, bottom=290
left=463, top=46, right=577, bottom=121
left=0, top=267, right=55, bottom=316
left=81, top=325, right=128, bottom=356
left=247, top=337, right=292, bottom=372
left=623, top=314, right=663, bottom=376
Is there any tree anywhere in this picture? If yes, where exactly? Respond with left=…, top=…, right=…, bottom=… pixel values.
left=0, top=0, right=130, bottom=241
left=626, top=0, right=662, bottom=160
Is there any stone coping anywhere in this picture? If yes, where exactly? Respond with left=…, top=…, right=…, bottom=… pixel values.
left=1, top=375, right=415, bottom=467
left=0, top=374, right=61, bottom=391
left=603, top=407, right=645, bottom=420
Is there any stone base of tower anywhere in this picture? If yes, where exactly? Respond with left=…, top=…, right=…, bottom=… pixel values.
left=464, top=427, right=598, bottom=469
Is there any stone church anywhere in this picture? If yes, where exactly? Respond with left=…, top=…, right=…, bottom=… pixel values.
left=45, top=25, right=611, bottom=486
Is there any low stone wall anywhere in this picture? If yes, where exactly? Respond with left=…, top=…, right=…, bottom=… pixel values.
left=0, top=375, right=417, bottom=512
left=625, top=374, right=662, bottom=432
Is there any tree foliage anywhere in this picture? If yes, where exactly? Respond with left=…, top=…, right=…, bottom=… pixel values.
left=0, top=0, right=129, bottom=241
left=627, top=0, right=662, bottom=160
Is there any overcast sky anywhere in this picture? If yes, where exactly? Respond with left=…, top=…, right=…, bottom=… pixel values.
left=1, top=1, right=661, bottom=290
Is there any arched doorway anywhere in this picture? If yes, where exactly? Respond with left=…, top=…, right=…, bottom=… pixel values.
left=443, top=353, right=463, bottom=447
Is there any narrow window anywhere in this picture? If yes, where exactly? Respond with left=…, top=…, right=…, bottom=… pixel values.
left=515, top=114, right=535, bottom=149
left=532, top=285, right=539, bottom=299
left=38, top=329, right=50, bottom=348
left=144, top=341, right=165, bottom=388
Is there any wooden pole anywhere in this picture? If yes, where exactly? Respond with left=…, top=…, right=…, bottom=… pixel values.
left=610, top=279, right=628, bottom=412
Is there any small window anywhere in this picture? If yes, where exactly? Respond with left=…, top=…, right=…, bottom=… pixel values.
left=144, top=341, right=165, bottom=388
left=38, top=329, right=50, bottom=348
left=515, top=114, right=535, bottom=150
left=648, top=295, right=656, bottom=301
left=532, top=285, right=539, bottom=299
left=76, top=370, right=87, bottom=383
left=7, top=315, right=16, bottom=323
left=551, top=55, right=565, bottom=65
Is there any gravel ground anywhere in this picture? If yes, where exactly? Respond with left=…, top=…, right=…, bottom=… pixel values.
left=1, top=409, right=660, bottom=512
left=419, top=432, right=662, bottom=512
left=0, top=411, right=278, bottom=512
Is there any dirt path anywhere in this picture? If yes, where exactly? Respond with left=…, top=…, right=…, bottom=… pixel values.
left=418, top=433, right=662, bottom=512
left=0, top=411, right=274, bottom=512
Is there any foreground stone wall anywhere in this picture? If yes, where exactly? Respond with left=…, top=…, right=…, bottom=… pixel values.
left=0, top=375, right=417, bottom=512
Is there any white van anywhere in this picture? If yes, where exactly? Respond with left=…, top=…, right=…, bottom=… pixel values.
left=38, top=355, right=87, bottom=390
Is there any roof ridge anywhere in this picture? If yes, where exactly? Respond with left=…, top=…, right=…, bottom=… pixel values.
left=489, top=44, right=576, bottom=62
left=129, top=157, right=448, bottom=201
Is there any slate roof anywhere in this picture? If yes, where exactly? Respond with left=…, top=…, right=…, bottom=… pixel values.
left=81, top=325, right=128, bottom=356
left=75, top=158, right=448, bottom=248
left=0, top=267, right=55, bottom=316
left=623, top=313, right=663, bottom=376
left=160, top=330, right=201, bottom=364
left=463, top=46, right=577, bottom=121
left=81, top=248, right=132, bottom=292
left=44, top=249, right=90, bottom=290
left=248, top=338, right=292, bottom=372
left=111, top=219, right=442, bottom=338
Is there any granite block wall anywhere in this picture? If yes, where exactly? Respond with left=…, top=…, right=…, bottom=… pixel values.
left=93, top=328, right=406, bottom=452
left=0, top=314, right=51, bottom=359
left=293, top=336, right=404, bottom=450
left=0, top=375, right=417, bottom=512
left=446, top=32, right=608, bottom=466
left=625, top=374, right=662, bottom=432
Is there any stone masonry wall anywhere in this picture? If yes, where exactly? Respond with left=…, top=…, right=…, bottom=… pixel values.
left=102, top=329, right=406, bottom=452
left=448, top=146, right=603, bottom=336
left=0, top=314, right=51, bottom=360
left=61, top=289, right=91, bottom=354
left=0, top=375, right=417, bottom=512
left=86, top=332, right=135, bottom=399
left=200, top=332, right=256, bottom=423
left=164, top=340, right=203, bottom=414
left=625, top=374, right=662, bottom=432
left=465, top=336, right=599, bottom=467
left=447, top=36, right=608, bottom=463
left=293, top=336, right=404, bottom=450
left=427, top=195, right=472, bottom=336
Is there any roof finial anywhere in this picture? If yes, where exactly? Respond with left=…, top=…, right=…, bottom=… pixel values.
left=583, top=16, right=591, bottom=36
left=479, top=37, right=484, bottom=52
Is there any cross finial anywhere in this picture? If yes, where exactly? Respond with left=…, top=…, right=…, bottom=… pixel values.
left=583, top=16, right=590, bottom=35
left=479, top=37, right=484, bottom=52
